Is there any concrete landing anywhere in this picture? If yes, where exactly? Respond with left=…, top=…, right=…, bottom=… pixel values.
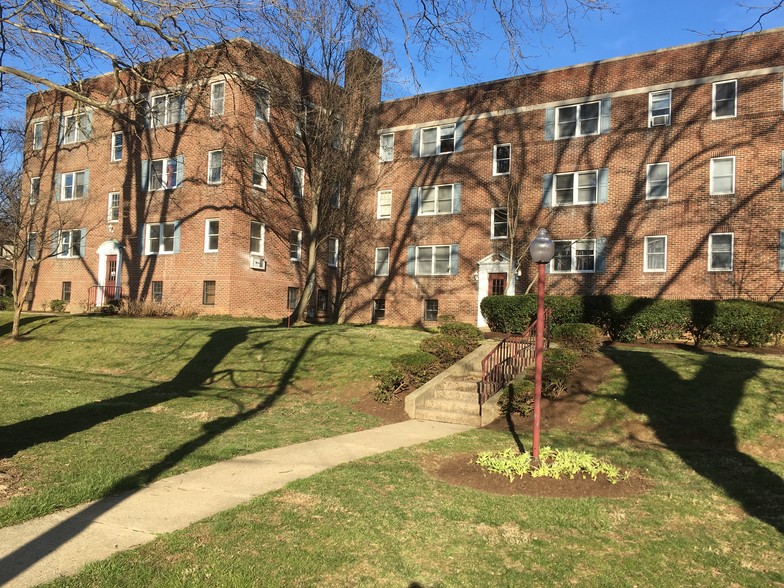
left=0, top=420, right=472, bottom=588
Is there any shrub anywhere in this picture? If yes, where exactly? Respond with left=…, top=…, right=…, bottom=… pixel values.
left=631, top=299, right=690, bottom=343
left=438, top=321, right=482, bottom=345
left=540, top=348, right=581, bottom=398
left=497, top=378, right=534, bottom=416
left=372, top=367, right=405, bottom=404
left=0, top=296, right=13, bottom=311
left=551, top=323, right=603, bottom=354
left=419, top=334, right=474, bottom=365
left=480, top=295, right=535, bottom=333
left=711, top=301, right=782, bottom=347
left=49, top=299, right=66, bottom=312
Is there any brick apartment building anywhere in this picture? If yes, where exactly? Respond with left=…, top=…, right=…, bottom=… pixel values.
left=21, top=29, right=784, bottom=326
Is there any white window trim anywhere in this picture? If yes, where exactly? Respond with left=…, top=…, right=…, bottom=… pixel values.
left=107, top=192, right=120, bottom=223
left=710, top=156, right=735, bottom=195
left=204, top=219, right=219, bottom=253
left=377, top=190, right=392, bottom=219
left=111, top=131, right=123, bottom=162
left=61, top=112, right=90, bottom=144
left=375, top=247, right=390, bottom=276
left=491, top=208, right=508, bottom=240
left=149, top=93, right=185, bottom=128
left=552, top=170, right=599, bottom=206
left=207, top=150, right=223, bottom=185
left=551, top=239, right=597, bottom=274
left=56, top=229, right=82, bottom=258
left=643, top=235, right=667, bottom=273
left=250, top=221, right=265, bottom=256
left=327, top=237, right=339, bottom=267
left=648, top=89, right=672, bottom=127
left=148, top=157, right=180, bottom=192
left=290, top=229, right=302, bottom=261
left=145, top=222, right=177, bottom=256
left=419, top=124, right=455, bottom=157
left=60, top=170, right=88, bottom=201
left=293, top=166, right=305, bottom=199
left=418, top=184, right=456, bottom=216
left=493, top=144, right=511, bottom=176
left=712, top=80, right=737, bottom=119
left=30, top=177, right=40, bottom=205
left=646, top=162, right=670, bottom=200
left=33, top=122, right=44, bottom=150
left=255, top=88, right=270, bottom=122
left=415, top=245, right=452, bottom=276
left=252, top=154, right=268, bottom=189
left=708, top=233, right=734, bottom=272
left=210, top=81, right=225, bottom=117
left=380, top=133, right=394, bottom=162
left=555, top=101, right=601, bottom=139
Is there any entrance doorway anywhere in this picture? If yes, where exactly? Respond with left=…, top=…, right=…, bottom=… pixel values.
left=488, top=273, right=506, bottom=296
left=105, top=255, right=118, bottom=299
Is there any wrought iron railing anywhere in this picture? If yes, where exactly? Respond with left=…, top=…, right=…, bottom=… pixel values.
left=87, top=285, right=122, bottom=311
left=479, top=309, right=551, bottom=404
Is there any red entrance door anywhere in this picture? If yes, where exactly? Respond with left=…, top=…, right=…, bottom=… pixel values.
left=105, top=255, right=118, bottom=299
left=489, top=272, right=506, bottom=296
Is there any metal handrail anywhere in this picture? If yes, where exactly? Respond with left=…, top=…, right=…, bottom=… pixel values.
left=479, top=309, right=551, bottom=404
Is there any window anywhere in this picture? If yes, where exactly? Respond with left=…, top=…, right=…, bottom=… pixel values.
left=709, top=233, right=733, bottom=271
left=145, top=157, right=182, bottom=191
left=493, top=144, right=511, bottom=175
left=202, top=281, right=216, bottom=305
left=145, top=222, right=179, bottom=255
left=149, top=93, right=185, bottom=127
left=424, top=300, right=439, bottom=322
left=710, top=157, right=735, bottom=195
left=327, top=237, right=339, bottom=267
left=61, top=282, right=71, bottom=303
left=107, top=192, right=120, bottom=222
left=552, top=239, right=597, bottom=273
left=290, top=230, right=302, bottom=261
left=375, top=247, right=390, bottom=276
left=556, top=102, right=600, bottom=138
left=60, top=112, right=91, bottom=144
left=552, top=170, right=599, bottom=206
left=330, top=182, right=340, bottom=209
left=287, top=287, right=299, bottom=310
left=644, top=236, right=667, bottom=272
left=416, top=245, right=452, bottom=275
left=204, top=219, right=219, bottom=252
left=250, top=221, right=265, bottom=256
left=207, top=150, right=223, bottom=184
left=491, top=208, right=508, bottom=239
left=26, top=232, right=36, bottom=259
left=293, top=166, right=304, bottom=199
left=255, top=88, right=270, bottom=121
left=417, top=184, right=458, bottom=215
left=252, top=154, right=268, bottom=189
left=30, top=177, right=40, bottom=205
left=649, top=90, right=671, bottom=127
left=332, top=120, right=343, bottom=149
left=111, top=131, right=123, bottom=162
left=210, top=81, right=225, bottom=116
left=54, top=229, right=84, bottom=258
left=58, top=170, right=89, bottom=201
left=373, top=299, right=386, bottom=321
left=317, top=289, right=329, bottom=312
left=33, top=122, right=43, bottom=150
left=780, top=230, right=784, bottom=271
left=295, top=108, right=307, bottom=137
left=152, top=281, right=163, bottom=302
left=646, top=163, right=669, bottom=200
left=713, top=80, right=737, bottom=119
left=419, top=124, right=455, bottom=157
left=377, top=190, right=392, bottom=219
left=380, top=133, right=394, bottom=162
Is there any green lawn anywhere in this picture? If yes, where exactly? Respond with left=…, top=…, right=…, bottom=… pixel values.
left=44, top=344, right=784, bottom=587
left=0, top=313, right=428, bottom=526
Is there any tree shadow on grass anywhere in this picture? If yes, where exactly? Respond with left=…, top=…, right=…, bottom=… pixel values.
left=606, top=346, right=784, bottom=534
left=0, top=327, right=324, bottom=585
left=0, top=314, right=58, bottom=338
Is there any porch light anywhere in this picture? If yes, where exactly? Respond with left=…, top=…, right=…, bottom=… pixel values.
left=529, top=228, right=555, bottom=264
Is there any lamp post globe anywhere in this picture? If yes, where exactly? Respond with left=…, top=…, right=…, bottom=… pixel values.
left=530, top=228, right=555, bottom=264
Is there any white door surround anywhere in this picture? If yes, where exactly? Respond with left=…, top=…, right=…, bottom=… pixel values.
left=95, top=240, right=123, bottom=307
left=475, top=253, right=514, bottom=328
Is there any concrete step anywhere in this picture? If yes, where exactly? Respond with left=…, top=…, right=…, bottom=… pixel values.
left=421, top=397, right=480, bottom=413
left=430, top=387, right=478, bottom=402
left=413, top=408, right=482, bottom=427
left=439, top=378, right=479, bottom=393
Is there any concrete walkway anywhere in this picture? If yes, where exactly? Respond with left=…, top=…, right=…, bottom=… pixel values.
left=0, top=420, right=472, bottom=587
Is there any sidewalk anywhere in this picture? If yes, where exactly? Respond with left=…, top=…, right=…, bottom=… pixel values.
left=0, top=420, right=472, bottom=587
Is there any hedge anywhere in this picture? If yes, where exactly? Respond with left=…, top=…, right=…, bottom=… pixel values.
left=481, top=294, right=784, bottom=347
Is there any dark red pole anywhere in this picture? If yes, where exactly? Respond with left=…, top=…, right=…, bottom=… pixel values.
left=532, top=262, right=546, bottom=461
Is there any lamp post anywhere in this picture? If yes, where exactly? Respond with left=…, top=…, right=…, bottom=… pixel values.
left=529, top=228, right=555, bottom=462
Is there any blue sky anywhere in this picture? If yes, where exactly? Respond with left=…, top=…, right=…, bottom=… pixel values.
left=410, top=0, right=784, bottom=95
